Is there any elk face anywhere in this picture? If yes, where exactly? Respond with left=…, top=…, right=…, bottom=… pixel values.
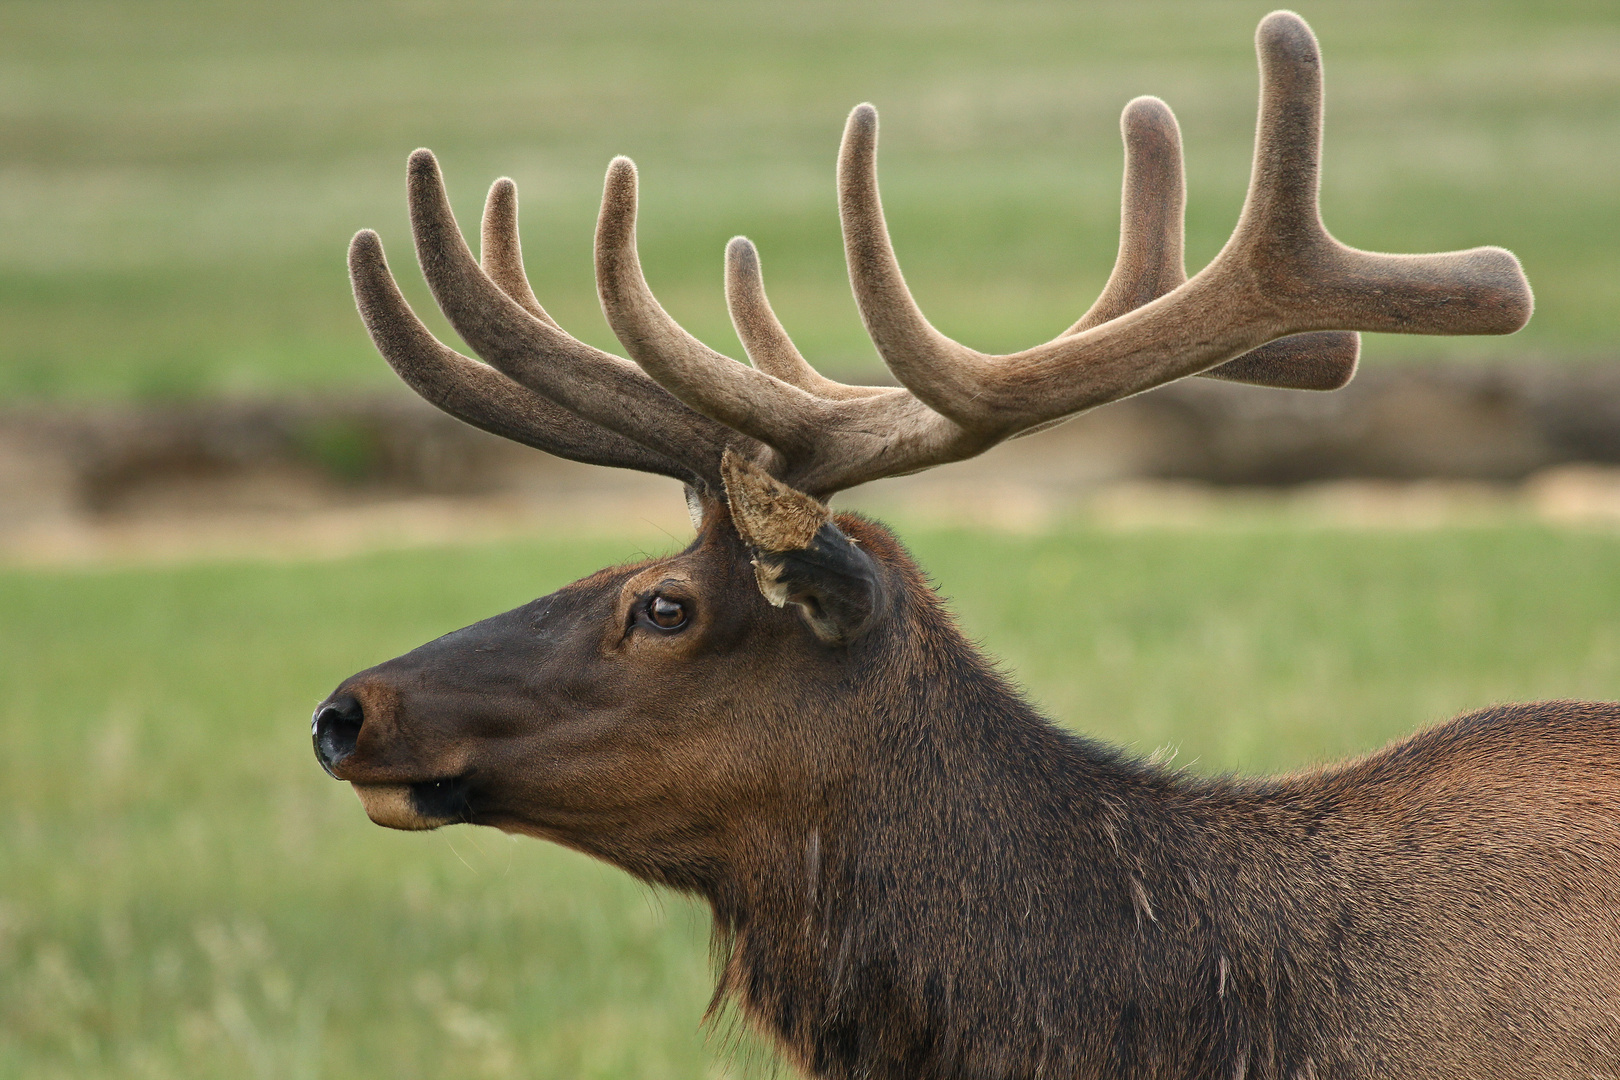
left=313, top=460, right=895, bottom=882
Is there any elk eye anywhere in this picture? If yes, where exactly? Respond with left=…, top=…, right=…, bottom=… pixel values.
left=647, top=595, right=688, bottom=630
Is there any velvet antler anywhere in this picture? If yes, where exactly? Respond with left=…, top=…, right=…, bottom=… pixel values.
left=351, top=11, right=1530, bottom=501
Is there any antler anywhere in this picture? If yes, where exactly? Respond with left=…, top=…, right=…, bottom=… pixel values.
left=350, top=10, right=1531, bottom=502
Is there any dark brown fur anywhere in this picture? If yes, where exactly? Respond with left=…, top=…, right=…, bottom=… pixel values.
left=319, top=510, right=1620, bottom=1079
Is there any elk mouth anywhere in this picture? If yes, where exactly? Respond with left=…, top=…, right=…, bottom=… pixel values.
left=351, top=774, right=476, bottom=831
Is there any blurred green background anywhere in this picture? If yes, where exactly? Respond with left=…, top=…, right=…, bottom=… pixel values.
left=0, top=0, right=1616, bottom=403
left=4, top=1, right=1620, bottom=1077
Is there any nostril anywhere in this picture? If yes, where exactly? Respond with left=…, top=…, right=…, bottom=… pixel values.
left=312, top=694, right=364, bottom=777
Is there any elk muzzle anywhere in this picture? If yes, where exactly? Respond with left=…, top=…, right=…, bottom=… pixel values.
left=312, top=688, right=473, bottom=830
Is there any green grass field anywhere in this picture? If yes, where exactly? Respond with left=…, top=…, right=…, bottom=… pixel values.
left=5, top=521, right=1620, bottom=1078
left=1, top=0, right=1616, bottom=403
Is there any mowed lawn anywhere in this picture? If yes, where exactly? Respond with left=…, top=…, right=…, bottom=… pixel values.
left=5, top=522, right=1620, bottom=1078
left=1, top=0, right=1617, bottom=403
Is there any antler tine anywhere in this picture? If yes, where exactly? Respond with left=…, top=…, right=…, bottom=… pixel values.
left=840, top=11, right=1529, bottom=436
left=838, top=104, right=995, bottom=425
left=479, top=178, right=556, bottom=326
left=1201, top=331, right=1359, bottom=389
left=593, top=158, right=831, bottom=458
left=723, top=236, right=890, bottom=402
left=1068, top=94, right=1359, bottom=392
left=1069, top=95, right=1186, bottom=332
left=404, top=148, right=742, bottom=489
left=348, top=229, right=693, bottom=481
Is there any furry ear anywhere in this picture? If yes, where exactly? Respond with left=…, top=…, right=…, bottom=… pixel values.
left=721, top=449, right=887, bottom=645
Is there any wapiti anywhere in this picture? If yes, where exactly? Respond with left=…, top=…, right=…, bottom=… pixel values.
left=314, top=12, right=1620, bottom=1079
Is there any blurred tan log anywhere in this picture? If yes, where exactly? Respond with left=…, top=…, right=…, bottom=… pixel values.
left=5, top=361, right=1620, bottom=553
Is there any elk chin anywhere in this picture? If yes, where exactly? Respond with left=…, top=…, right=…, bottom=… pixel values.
left=351, top=782, right=466, bottom=831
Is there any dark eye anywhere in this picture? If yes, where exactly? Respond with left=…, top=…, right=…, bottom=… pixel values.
left=647, top=595, right=688, bottom=630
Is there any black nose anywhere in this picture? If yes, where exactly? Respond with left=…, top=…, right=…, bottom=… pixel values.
left=313, top=694, right=364, bottom=777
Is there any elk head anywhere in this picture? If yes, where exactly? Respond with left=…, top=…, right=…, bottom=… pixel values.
left=314, top=11, right=1530, bottom=893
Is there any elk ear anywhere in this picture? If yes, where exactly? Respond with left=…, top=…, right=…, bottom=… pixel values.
left=720, top=449, right=887, bottom=645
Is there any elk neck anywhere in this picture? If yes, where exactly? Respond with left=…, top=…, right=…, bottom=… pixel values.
left=694, top=560, right=1301, bottom=1078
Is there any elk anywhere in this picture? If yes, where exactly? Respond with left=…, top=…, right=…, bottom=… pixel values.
left=312, top=12, right=1620, bottom=1079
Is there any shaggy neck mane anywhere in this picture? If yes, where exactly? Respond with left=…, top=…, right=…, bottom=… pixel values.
left=697, top=523, right=1280, bottom=1080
